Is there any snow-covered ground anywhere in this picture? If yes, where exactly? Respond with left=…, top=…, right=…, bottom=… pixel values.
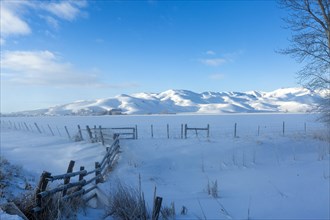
left=1, top=114, right=329, bottom=219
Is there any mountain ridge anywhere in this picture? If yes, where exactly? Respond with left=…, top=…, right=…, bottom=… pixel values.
left=3, top=87, right=325, bottom=116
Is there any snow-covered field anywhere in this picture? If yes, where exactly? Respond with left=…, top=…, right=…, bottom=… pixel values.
left=1, top=114, right=329, bottom=219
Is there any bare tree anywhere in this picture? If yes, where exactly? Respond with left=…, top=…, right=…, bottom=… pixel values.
left=279, top=0, right=330, bottom=123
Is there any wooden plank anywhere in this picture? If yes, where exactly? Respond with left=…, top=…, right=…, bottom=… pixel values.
left=38, top=179, right=86, bottom=198
left=49, top=169, right=87, bottom=181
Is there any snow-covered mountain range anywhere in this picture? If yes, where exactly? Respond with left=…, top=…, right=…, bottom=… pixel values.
left=5, top=87, right=326, bottom=116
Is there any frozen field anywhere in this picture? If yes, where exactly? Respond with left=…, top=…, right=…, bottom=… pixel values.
left=1, top=113, right=329, bottom=219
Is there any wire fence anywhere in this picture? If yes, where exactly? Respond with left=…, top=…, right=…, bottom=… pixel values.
left=1, top=116, right=327, bottom=141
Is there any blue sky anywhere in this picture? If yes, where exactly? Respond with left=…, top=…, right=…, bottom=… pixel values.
left=1, top=0, right=301, bottom=113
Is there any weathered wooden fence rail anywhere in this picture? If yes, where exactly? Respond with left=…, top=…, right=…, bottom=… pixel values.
left=32, top=134, right=120, bottom=214
left=82, top=126, right=137, bottom=144
left=183, top=124, right=210, bottom=139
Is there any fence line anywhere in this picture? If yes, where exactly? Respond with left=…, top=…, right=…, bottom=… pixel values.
left=0, top=119, right=327, bottom=140
left=32, top=134, right=120, bottom=215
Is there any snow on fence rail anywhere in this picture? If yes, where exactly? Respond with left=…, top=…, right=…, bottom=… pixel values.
left=32, top=134, right=120, bottom=215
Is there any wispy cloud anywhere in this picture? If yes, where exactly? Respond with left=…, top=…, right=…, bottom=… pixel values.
left=200, top=58, right=227, bottom=67
left=0, top=4, right=31, bottom=37
left=209, top=73, right=224, bottom=80
left=0, top=0, right=87, bottom=42
left=41, top=1, right=87, bottom=21
left=199, top=50, right=244, bottom=67
left=205, top=50, right=216, bottom=55
left=1, top=50, right=106, bottom=88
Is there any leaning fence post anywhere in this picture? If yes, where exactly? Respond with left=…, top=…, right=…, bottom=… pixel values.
left=35, top=171, right=51, bottom=210
left=65, top=126, right=71, bottom=140
left=48, top=124, right=54, bottom=136
left=56, top=126, right=61, bottom=136
left=63, top=160, right=75, bottom=196
left=34, top=123, right=42, bottom=133
left=86, top=125, right=93, bottom=142
left=77, top=125, right=83, bottom=140
left=24, top=122, right=30, bottom=131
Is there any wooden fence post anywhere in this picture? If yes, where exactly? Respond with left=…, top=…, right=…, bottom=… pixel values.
left=56, top=126, right=61, bottom=136
left=151, top=125, right=154, bottom=138
left=41, top=125, right=46, bottom=133
left=94, top=125, right=98, bottom=141
left=63, top=160, right=75, bottom=196
left=77, top=125, right=83, bottom=140
left=35, top=171, right=51, bottom=209
left=79, top=166, right=85, bottom=181
left=234, top=123, right=237, bottom=138
left=258, top=125, right=260, bottom=136
left=48, top=124, right=54, bottom=136
left=86, top=125, right=93, bottom=142
left=167, top=124, right=169, bottom=139
left=24, top=122, right=30, bottom=131
left=207, top=124, right=210, bottom=138
left=152, top=196, right=163, bottom=220
left=282, top=121, right=285, bottom=136
left=184, top=124, right=187, bottom=139
left=99, top=126, right=105, bottom=145
left=65, top=126, right=71, bottom=140
left=95, top=162, right=101, bottom=184
left=135, top=125, right=138, bottom=139
left=13, top=122, right=17, bottom=130
left=181, top=124, right=183, bottom=139
left=304, top=122, right=307, bottom=134
left=34, top=123, right=42, bottom=133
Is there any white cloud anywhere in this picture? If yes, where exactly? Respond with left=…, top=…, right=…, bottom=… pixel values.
left=0, top=0, right=87, bottom=42
left=42, top=1, right=87, bottom=21
left=0, top=5, right=31, bottom=36
left=206, top=50, right=216, bottom=55
left=200, top=58, right=227, bottom=67
left=42, top=15, right=60, bottom=29
left=209, top=73, right=224, bottom=80
left=1, top=50, right=106, bottom=87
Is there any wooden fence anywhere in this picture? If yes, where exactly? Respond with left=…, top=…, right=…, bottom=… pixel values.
left=183, top=124, right=210, bottom=139
left=32, top=134, right=120, bottom=214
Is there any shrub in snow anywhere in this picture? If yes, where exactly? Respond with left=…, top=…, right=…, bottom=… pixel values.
left=105, top=181, right=148, bottom=220
left=207, top=180, right=219, bottom=198
left=161, top=202, right=175, bottom=219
